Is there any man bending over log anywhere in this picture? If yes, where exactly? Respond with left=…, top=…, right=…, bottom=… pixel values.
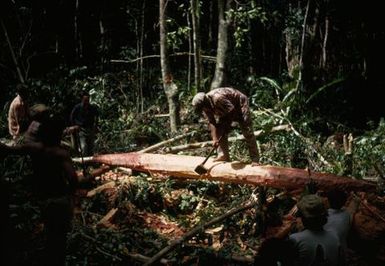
left=192, top=87, right=259, bottom=163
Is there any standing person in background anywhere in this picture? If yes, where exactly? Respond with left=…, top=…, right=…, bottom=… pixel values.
left=8, top=84, right=30, bottom=142
left=192, top=87, right=259, bottom=164
left=324, top=189, right=360, bottom=252
left=70, top=91, right=99, bottom=156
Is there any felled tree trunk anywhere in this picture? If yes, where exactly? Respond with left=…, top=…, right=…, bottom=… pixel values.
left=87, top=153, right=375, bottom=192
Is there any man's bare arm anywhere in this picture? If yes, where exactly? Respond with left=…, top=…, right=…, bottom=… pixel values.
left=0, top=141, right=43, bottom=156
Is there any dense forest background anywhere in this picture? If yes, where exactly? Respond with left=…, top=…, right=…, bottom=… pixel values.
left=1, top=0, right=385, bottom=134
left=1, top=1, right=385, bottom=265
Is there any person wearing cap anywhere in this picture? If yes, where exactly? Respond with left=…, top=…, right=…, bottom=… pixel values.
left=289, top=194, right=345, bottom=266
left=8, top=84, right=30, bottom=141
left=191, top=87, right=259, bottom=163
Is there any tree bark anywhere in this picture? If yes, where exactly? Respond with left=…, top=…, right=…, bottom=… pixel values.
left=295, top=0, right=311, bottom=92
left=138, top=0, right=146, bottom=112
left=210, top=0, right=231, bottom=90
left=207, top=0, right=214, bottom=50
left=74, top=0, right=82, bottom=60
left=321, top=14, right=329, bottom=68
left=86, top=152, right=376, bottom=192
left=191, top=0, right=202, bottom=91
left=159, top=0, right=180, bottom=131
left=186, top=5, right=192, bottom=93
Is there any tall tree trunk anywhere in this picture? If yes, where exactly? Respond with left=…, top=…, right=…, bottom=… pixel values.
left=191, top=0, right=202, bottom=91
left=207, top=0, right=213, bottom=50
left=321, top=15, right=329, bottom=68
left=301, top=0, right=321, bottom=92
left=99, top=13, right=105, bottom=68
left=159, top=0, right=180, bottom=132
left=74, top=0, right=82, bottom=59
left=247, top=16, right=254, bottom=76
left=186, top=5, right=192, bottom=93
left=139, top=0, right=146, bottom=113
left=210, top=0, right=231, bottom=90
left=285, top=3, right=300, bottom=79
left=295, top=0, right=311, bottom=92
left=135, top=15, right=140, bottom=111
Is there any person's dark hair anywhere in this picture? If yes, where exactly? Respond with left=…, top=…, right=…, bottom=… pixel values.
left=30, top=104, right=50, bottom=122
left=16, top=84, right=28, bottom=98
left=81, top=91, right=90, bottom=98
left=297, top=194, right=328, bottom=230
left=327, top=188, right=347, bottom=209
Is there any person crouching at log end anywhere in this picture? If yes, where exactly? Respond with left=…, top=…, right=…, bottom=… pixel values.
left=192, top=87, right=259, bottom=164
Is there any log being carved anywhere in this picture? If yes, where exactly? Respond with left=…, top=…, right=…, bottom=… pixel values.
left=88, top=152, right=376, bottom=192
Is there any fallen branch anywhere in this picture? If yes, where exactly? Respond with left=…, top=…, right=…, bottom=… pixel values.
left=138, top=131, right=196, bottom=153
left=353, top=194, right=385, bottom=224
left=144, top=198, right=260, bottom=265
left=164, top=125, right=290, bottom=153
left=97, top=208, right=118, bottom=228
left=259, top=109, right=332, bottom=169
left=110, top=52, right=216, bottom=64
left=154, top=113, right=170, bottom=118
left=127, top=253, right=170, bottom=264
left=95, top=246, right=122, bottom=261
left=76, top=165, right=110, bottom=179
left=80, top=231, right=122, bottom=261
left=86, top=181, right=115, bottom=197
left=144, top=192, right=286, bottom=265
left=116, top=167, right=133, bottom=175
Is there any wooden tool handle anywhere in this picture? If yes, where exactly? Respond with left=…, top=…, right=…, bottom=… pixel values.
left=201, top=135, right=223, bottom=165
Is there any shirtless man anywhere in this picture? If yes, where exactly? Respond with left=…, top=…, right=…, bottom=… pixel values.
left=1, top=116, right=78, bottom=265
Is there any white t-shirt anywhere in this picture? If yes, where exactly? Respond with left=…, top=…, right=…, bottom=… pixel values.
left=289, top=228, right=342, bottom=266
